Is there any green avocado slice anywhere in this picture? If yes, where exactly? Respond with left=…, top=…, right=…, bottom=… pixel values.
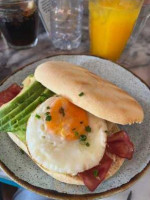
left=0, top=80, right=42, bottom=118
left=0, top=84, right=45, bottom=128
left=0, top=76, right=55, bottom=142
left=3, top=89, right=53, bottom=131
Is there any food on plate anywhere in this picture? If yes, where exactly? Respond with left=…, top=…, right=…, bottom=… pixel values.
left=0, top=61, right=144, bottom=191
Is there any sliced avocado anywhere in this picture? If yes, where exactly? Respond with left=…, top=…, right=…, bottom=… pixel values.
left=2, top=89, right=53, bottom=131
left=0, top=76, right=55, bottom=142
left=0, top=79, right=43, bottom=118
left=12, top=130, right=26, bottom=143
left=0, top=84, right=45, bottom=127
left=11, top=114, right=30, bottom=130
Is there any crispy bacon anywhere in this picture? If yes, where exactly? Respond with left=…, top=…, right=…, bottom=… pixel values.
left=79, top=131, right=134, bottom=191
left=78, top=153, right=113, bottom=192
left=107, top=130, right=134, bottom=160
left=0, top=83, right=22, bottom=107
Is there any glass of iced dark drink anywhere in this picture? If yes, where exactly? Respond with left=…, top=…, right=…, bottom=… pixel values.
left=0, top=0, right=39, bottom=49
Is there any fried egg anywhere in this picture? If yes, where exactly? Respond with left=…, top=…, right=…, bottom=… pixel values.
left=26, top=96, right=107, bottom=175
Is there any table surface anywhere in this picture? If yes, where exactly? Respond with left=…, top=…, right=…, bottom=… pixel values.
left=0, top=16, right=150, bottom=200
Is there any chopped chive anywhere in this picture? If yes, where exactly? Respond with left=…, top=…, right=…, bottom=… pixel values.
left=35, top=114, right=41, bottom=119
left=20, top=149, right=24, bottom=154
left=79, top=92, right=84, bottom=97
left=85, top=126, right=91, bottom=133
left=59, top=107, right=65, bottom=117
left=86, top=142, right=90, bottom=147
left=93, top=170, right=99, bottom=177
left=45, top=115, right=52, bottom=121
left=74, top=131, right=79, bottom=137
left=80, top=135, right=87, bottom=142
left=47, top=106, right=50, bottom=109
left=45, top=112, right=50, bottom=116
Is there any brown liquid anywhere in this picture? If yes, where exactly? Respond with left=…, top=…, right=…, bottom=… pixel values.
left=0, top=3, right=38, bottom=47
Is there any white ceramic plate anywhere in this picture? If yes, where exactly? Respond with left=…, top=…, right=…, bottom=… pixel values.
left=0, top=55, right=150, bottom=199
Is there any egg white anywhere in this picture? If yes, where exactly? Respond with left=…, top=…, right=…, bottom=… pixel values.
left=26, top=96, right=107, bottom=175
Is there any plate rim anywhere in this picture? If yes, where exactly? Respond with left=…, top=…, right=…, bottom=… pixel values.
left=0, top=54, right=150, bottom=199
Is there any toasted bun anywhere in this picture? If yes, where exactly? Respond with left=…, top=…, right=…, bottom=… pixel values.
left=35, top=61, right=144, bottom=125
left=8, top=122, right=124, bottom=185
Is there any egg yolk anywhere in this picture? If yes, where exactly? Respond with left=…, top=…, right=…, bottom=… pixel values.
left=46, top=97, right=89, bottom=141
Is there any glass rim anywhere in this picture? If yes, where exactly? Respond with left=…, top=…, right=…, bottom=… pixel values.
left=0, top=0, right=33, bottom=4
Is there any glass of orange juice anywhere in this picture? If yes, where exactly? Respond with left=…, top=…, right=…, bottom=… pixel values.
left=89, top=0, right=145, bottom=61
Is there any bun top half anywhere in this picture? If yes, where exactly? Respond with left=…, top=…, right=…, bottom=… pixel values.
left=35, top=61, right=144, bottom=125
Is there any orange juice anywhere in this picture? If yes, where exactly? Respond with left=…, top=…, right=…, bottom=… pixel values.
left=89, top=0, right=143, bottom=61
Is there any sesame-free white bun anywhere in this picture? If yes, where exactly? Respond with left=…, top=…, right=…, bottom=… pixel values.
left=35, top=61, right=144, bottom=125
left=8, top=122, right=124, bottom=185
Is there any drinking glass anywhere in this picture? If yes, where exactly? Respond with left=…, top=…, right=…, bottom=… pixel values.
left=0, top=0, right=39, bottom=49
left=89, top=0, right=150, bottom=61
left=50, top=0, right=83, bottom=50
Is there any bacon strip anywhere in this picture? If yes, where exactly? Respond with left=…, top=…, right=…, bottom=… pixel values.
left=78, top=153, right=113, bottom=192
left=79, top=131, right=134, bottom=191
left=107, top=130, right=134, bottom=160
left=0, top=83, right=22, bottom=107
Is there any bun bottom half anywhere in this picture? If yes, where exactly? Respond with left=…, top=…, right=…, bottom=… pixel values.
left=8, top=121, right=124, bottom=185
